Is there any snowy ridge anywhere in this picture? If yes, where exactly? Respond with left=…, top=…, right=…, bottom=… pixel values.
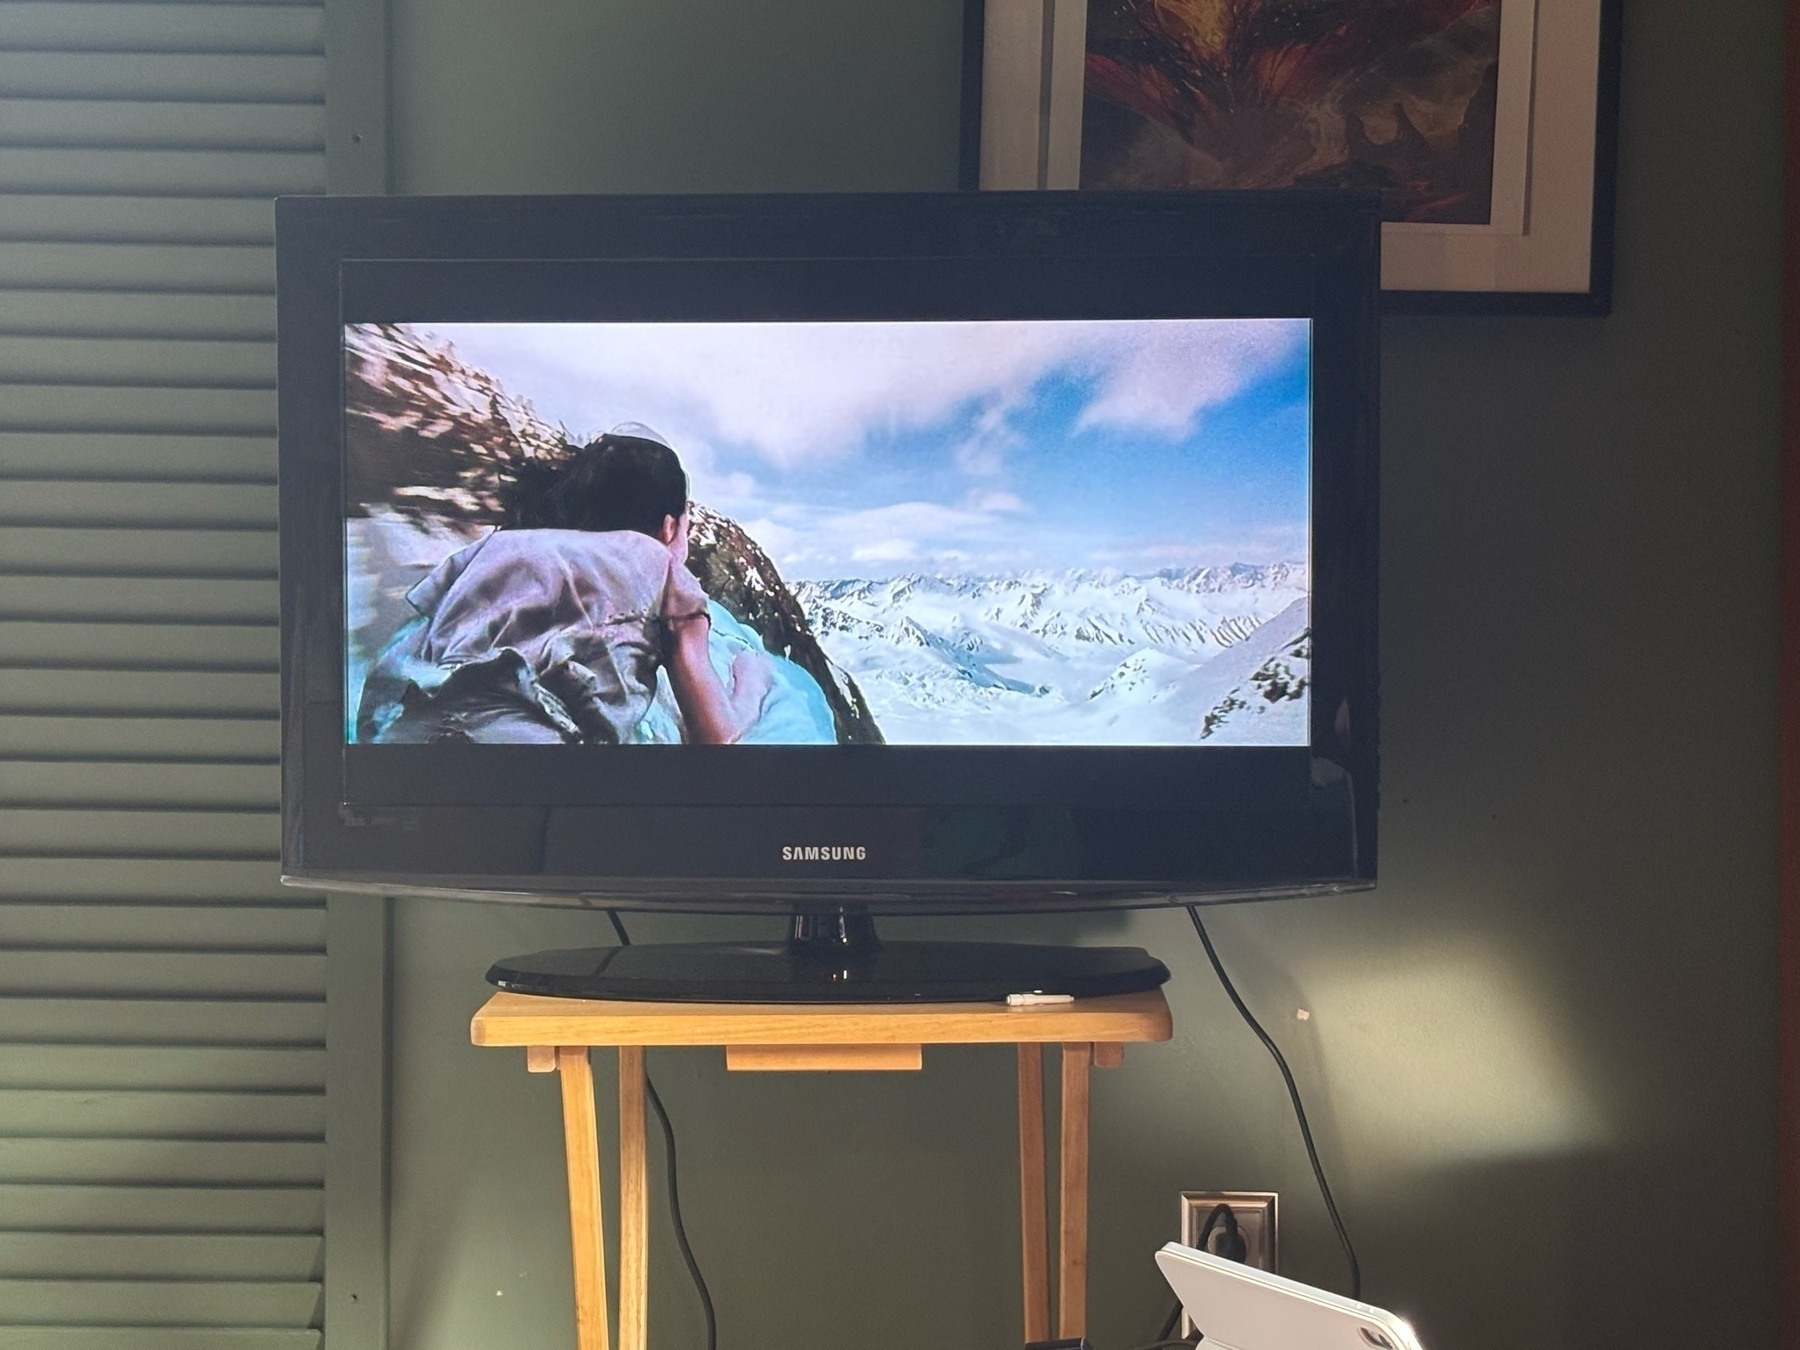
left=792, top=565, right=1308, bottom=746
left=1183, top=599, right=1311, bottom=744
left=1155, top=561, right=1308, bottom=594
left=1209, top=614, right=1265, bottom=646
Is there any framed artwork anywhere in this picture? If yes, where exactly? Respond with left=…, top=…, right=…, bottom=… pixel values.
left=962, top=0, right=1621, bottom=314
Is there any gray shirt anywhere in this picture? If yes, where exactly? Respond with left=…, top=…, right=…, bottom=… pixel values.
left=359, top=528, right=709, bottom=744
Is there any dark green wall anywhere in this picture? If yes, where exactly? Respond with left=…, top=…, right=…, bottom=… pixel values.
left=382, top=2, right=1783, bottom=1346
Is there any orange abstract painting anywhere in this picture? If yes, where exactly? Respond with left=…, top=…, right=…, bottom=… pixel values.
left=1081, top=0, right=1503, bottom=224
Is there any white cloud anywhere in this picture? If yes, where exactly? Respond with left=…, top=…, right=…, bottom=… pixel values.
left=850, top=538, right=919, bottom=565
left=1073, top=321, right=1308, bottom=437
left=425, top=318, right=1308, bottom=471
left=736, top=494, right=1038, bottom=580
left=696, top=468, right=760, bottom=509
left=952, top=396, right=1025, bottom=478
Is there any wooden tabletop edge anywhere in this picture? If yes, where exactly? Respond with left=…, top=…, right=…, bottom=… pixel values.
left=471, top=988, right=1174, bottom=1047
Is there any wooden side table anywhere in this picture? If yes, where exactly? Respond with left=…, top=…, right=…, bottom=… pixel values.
left=472, top=988, right=1173, bottom=1350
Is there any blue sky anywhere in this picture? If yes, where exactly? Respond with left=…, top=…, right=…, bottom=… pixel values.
left=413, top=319, right=1311, bottom=580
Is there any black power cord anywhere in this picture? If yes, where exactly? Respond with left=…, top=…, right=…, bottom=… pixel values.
left=1186, top=904, right=1361, bottom=1301
left=606, top=911, right=719, bottom=1350
left=1196, top=1201, right=1245, bottom=1263
left=1141, top=1292, right=1193, bottom=1348
left=1135, top=1204, right=1239, bottom=1349
left=1150, top=1302, right=1186, bottom=1345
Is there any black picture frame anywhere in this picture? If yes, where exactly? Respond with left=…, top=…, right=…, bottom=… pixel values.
left=959, top=0, right=1622, bottom=316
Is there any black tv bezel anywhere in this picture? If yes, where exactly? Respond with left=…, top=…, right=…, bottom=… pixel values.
left=278, top=190, right=1379, bottom=912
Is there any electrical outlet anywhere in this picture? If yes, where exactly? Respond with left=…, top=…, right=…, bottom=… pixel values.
left=1178, top=1190, right=1278, bottom=1271
left=1178, top=1192, right=1279, bottom=1341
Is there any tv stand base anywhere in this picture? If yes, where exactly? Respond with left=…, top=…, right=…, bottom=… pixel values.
left=487, top=904, right=1170, bottom=1003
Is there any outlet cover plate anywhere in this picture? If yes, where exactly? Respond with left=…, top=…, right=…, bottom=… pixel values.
left=1179, top=1190, right=1278, bottom=1270
left=1178, top=1191, right=1279, bottom=1340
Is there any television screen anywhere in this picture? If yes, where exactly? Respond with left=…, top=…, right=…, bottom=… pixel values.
left=344, top=317, right=1313, bottom=753
left=278, top=191, right=1377, bottom=907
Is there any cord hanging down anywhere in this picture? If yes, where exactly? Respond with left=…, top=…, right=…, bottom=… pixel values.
left=1186, top=904, right=1361, bottom=1300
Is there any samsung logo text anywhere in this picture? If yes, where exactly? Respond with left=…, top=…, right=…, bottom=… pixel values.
left=781, top=845, right=868, bottom=862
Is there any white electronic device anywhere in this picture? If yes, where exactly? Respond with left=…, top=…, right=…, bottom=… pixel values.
left=1156, top=1242, right=1425, bottom=1350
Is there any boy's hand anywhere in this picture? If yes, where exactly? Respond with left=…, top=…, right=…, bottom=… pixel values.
left=728, top=649, right=773, bottom=725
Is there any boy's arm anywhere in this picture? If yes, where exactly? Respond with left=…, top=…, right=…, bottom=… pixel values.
left=664, top=615, right=770, bottom=745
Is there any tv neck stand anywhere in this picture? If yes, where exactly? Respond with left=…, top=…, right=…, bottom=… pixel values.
left=785, top=900, right=883, bottom=958
left=486, top=903, right=1172, bottom=1004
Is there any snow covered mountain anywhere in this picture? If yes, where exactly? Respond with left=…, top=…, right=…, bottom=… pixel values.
left=791, top=565, right=1309, bottom=746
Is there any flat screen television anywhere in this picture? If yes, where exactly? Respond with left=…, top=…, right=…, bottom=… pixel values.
left=277, top=190, right=1378, bottom=1000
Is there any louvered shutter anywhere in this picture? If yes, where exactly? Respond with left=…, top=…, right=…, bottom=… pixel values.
left=0, top=2, right=370, bottom=1346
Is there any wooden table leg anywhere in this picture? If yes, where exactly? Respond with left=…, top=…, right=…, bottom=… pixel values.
left=618, top=1047, right=648, bottom=1350
left=1016, top=1044, right=1051, bottom=1343
left=557, top=1046, right=611, bottom=1350
left=1058, top=1042, right=1093, bottom=1339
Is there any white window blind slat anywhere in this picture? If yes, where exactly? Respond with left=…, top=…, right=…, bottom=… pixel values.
left=0, top=1137, right=324, bottom=1184
left=0, top=762, right=277, bottom=808
left=0, top=527, right=275, bottom=575
left=0, top=433, right=274, bottom=479
left=0, top=715, right=277, bottom=760
left=0, top=197, right=275, bottom=244
left=0, top=809, right=278, bottom=858
left=0, top=4, right=325, bottom=55
left=0, top=336, right=275, bottom=386
left=0, top=668, right=278, bottom=714
left=0, top=997, right=323, bottom=1042
left=0, top=1043, right=325, bottom=1085
left=0, top=1326, right=318, bottom=1350
left=1, top=480, right=274, bottom=523
left=0, top=1183, right=323, bottom=1233
left=0, top=576, right=276, bottom=622
left=0, top=292, right=274, bottom=340
left=0, top=1089, right=323, bottom=1138
left=0, top=1232, right=323, bottom=1281
left=0, top=1278, right=322, bottom=1326
left=0, top=147, right=325, bottom=196
left=0, top=905, right=317, bottom=948
left=0, top=51, right=325, bottom=101
left=0, top=99, right=324, bottom=150
left=0, top=241, right=273, bottom=290
left=0, top=621, right=275, bottom=668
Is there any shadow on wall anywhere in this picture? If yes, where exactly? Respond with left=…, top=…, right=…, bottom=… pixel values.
left=1075, top=901, right=1622, bottom=1342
